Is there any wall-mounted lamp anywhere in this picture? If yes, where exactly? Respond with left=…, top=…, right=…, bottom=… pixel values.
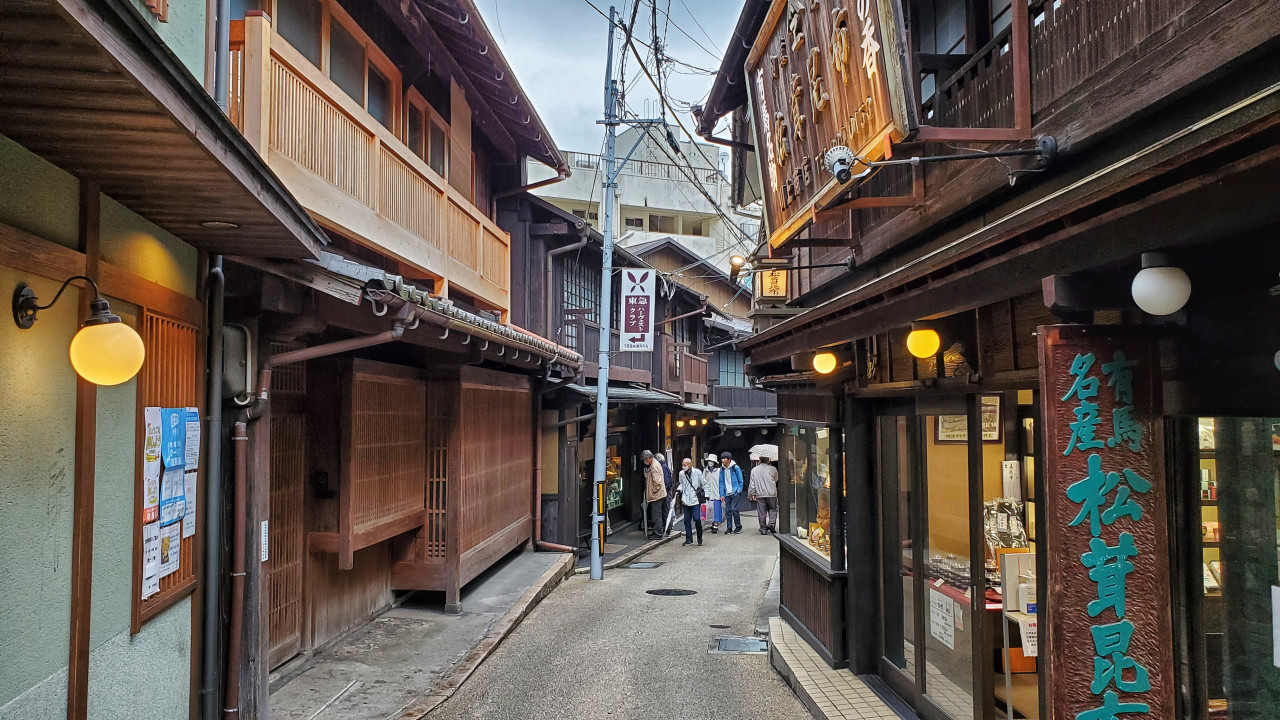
left=906, top=323, right=942, bottom=359
left=729, top=255, right=747, bottom=269
left=1131, top=252, right=1190, bottom=316
left=13, top=276, right=145, bottom=386
left=701, top=417, right=709, bottom=425
left=676, top=419, right=686, bottom=428
left=812, top=351, right=838, bottom=374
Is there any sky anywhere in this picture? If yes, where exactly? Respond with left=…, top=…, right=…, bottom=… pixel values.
left=472, top=0, right=743, bottom=154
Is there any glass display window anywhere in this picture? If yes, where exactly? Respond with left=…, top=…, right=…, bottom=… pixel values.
left=784, top=425, right=832, bottom=559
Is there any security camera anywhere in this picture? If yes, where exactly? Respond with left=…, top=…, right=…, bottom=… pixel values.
left=824, top=146, right=857, bottom=185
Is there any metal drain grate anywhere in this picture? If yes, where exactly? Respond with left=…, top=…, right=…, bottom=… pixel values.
left=645, top=588, right=696, bottom=596
left=709, top=636, right=769, bottom=654
left=625, top=562, right=664, bottom=569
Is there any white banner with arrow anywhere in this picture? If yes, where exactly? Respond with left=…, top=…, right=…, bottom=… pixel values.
left=619, top=269, right=655, bottom=352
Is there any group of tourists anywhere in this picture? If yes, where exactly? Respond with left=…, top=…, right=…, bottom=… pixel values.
left=641, top=449, right=779, bottom=547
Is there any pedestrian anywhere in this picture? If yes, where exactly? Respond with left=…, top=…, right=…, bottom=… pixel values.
left=703, top=453, right=722, bottom=533
left=677, top=458, right=705, bottom=546
left=716, top=451, right=744, bottom=534
left=642, top=450, right=666, bottom=539
left=656, top=452, right=675, bottom=535
left=749, top=455, right=779, bottom=534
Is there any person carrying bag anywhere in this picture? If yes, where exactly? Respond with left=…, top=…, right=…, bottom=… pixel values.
left=677, top=458, right=705, bottom=546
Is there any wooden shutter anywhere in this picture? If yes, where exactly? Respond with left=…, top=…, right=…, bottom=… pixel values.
left=449, top=79, right=473, bottom=199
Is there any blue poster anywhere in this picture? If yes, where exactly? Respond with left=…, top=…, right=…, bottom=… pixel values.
left=160, top=408, right=186, bottom=470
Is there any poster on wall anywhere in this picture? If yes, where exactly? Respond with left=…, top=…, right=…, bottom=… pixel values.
left=184, top=407, right=201, bottom=470
left=182, top=470, right=197, bottom=539
left=158, top=522, right=181, bottom=578
left=160, top=407, right=186, bottom=470
left=142, top=522, right=160, bottom=599
left=159, top=467, right=185, bottom=526
left=935, top=395, right=1002, bottom=442
left=929, top=588, right=955, bottom=650
left=1038, top=325, right=1175, bottom=719
left=142, top=407, right=163, bottom=523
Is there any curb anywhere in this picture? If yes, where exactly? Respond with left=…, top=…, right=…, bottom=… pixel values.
left=768, top=626, right=828, bottom=720
left=571, top=531, right=681, bottom=575
left=393, top=552, right=575, bottom=719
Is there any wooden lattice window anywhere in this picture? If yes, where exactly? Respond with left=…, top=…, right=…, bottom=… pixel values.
left=132, top=311, right=201, bottom=632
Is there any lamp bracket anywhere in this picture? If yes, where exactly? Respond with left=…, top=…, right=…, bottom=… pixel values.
left=13, top=275, right=103, bottom=330
left=13, top=285, right=38, bottom=329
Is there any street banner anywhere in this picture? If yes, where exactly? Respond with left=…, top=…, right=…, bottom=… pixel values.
left=620, top=269, right=655, bottom=352
left=1038, top=325, right=1174, bottom=720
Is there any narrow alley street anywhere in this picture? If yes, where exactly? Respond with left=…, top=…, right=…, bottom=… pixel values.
left=432, top=516, right=810, bottom=720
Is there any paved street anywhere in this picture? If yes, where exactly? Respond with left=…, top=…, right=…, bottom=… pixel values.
left=433, top=514, right=810, bottom=720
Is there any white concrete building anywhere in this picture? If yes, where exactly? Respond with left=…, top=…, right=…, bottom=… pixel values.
left=527, top=128, right=760, bottom=274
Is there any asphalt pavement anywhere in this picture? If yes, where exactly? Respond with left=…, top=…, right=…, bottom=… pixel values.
left=430, top=514, right=811, bottom=720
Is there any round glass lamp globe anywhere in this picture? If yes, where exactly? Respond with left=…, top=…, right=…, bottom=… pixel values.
left=1131, top=266, right=1191, bottom=316
left=812, top=352, right=838, bottom=374
left=69, top=322, right=145, bottom=386
left=906, top=328, right=941, bottom=359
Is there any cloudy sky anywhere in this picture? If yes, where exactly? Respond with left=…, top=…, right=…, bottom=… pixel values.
left=473, top=0, right=742, bottom=153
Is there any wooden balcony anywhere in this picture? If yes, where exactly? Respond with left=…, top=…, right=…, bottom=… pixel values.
left=229, top=15, right=509, bottom=315
left=661, top=334, right=708, bottom=400
left=571, top=313, right=652, bottom=384
left=710, top=385, right=777, bottom=417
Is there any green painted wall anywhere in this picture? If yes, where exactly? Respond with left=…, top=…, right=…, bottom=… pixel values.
left=0, top=135, right=79, bottom=250
left=129, top=0, right=209, bottom=83
left=0, top=268, right=80, bottom=710
left=101, top=194, right=199, bottom=297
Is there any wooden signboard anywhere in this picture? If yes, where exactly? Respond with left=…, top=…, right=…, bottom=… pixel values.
left=1038, top=326, right=1175, bottom=720
left=745, top=0, right=914, bottom=249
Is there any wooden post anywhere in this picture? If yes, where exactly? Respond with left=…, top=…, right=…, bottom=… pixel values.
left=65, top=181, right=100, bottom=720
left=241, top=12, right=272, bottom=156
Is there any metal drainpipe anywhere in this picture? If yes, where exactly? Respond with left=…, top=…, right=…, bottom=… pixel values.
left=545, top=231, right=590, bottom=346
left=200, top=256, right=225, bottom=720
left=213, top=0, right=229, bottom=113
left=655, top=301, right=709, bottom=327
left=493, top=167, right=570, bottom=200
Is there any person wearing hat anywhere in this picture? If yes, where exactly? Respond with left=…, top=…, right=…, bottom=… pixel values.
left=703, top=453, right=723, bottom=533
left=716, top=451, right=745, bottom=534
left=641, top=450, right=666, bottom=539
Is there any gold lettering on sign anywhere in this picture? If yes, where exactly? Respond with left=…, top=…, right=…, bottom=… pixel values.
left=856, top=0, right=881, bottom=81
left=773, top=112, right=790, bottom=167
left=770, top=54, right=780, bottom=78
left=807, top=48, right=830, bottom=122
left=788, top=9, right=807, bottom=53
left=791, top=75, right=806, bottom=143
left=831, top=7, right=851, bottom=85
left=844, top=95, right=875, bottom=141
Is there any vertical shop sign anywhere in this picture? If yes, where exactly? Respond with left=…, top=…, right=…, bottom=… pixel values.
left=620, top=270, right=655, bottom=352
left=1039, top=326, right=1174, bottom=720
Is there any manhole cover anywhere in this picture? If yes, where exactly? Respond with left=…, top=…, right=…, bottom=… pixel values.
left=646, top=588, right=697, bottom=596
left=625, top=562, right=664, bottom=569
left=709, top=636, right=769, bottom=654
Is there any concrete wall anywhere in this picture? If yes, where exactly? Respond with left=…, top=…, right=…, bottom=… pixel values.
left=129, top=0, right=209, bottom=84
left=0, top=134, right=196, bottom=718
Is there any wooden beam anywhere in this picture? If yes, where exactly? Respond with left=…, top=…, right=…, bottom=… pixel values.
left=65, top=181, right=99, bottom=720
left=529, top=222, right=570, bottom=236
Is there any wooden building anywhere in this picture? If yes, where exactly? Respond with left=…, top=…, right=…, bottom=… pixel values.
left=210, top=1, right=582, bottom=716
left=703, top=1, right=1280, bottom=719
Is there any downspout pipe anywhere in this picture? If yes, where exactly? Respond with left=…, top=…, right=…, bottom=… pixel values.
left=494, top=167, right=571, bottom=200
left=544, top=230, right=590, bottom=347
left=656, top=302, right=709, bottom=328
left=200, top=256, right=226, bottom=720
left=223, top=371, right=270, bottom=720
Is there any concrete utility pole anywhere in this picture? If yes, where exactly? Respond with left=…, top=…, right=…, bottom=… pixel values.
left=590, top=6, right=666, bottom=581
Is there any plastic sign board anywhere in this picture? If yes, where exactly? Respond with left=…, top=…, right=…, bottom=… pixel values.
left=620, top=270, right=656, bottom=352
left=756, top=268, right=789, bottom=301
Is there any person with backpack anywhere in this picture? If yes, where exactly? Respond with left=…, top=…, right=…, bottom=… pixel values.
left=677, top=457, right=706, bottom=546
left=716, top=451, right=745, bottom=534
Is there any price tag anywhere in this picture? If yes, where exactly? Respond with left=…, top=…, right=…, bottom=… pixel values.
left=933, top=578, right=944, bottom=588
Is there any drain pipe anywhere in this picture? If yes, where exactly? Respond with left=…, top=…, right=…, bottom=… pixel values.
left=544, top=230, right=590, bottom=345
left=656, top=301, right=709, bottom=327
left=200, top=256, right=226, bottom=720
left=223, top=370, right=269, bottom=720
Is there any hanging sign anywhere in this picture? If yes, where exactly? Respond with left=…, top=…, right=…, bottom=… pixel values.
left=1038, top=326, right=1174, bottom=720
left=756, top=268, right=789, bottom=301
left=619, top=269, right=656, bottom=352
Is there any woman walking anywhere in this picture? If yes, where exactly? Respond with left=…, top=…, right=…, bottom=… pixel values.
left=677, top=458, right=705, bottom=546
left=703, top=453, right=723, bottom=533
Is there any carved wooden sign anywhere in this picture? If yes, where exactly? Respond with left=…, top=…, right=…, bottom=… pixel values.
left=745, top=0, right=913, bottom=249
left=1038, top=326, right=1175, bottom=720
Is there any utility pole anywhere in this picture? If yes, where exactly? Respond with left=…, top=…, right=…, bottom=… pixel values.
left=589, top=6, right=666, bottom=580
left=588, top=5, right=619, bottom=581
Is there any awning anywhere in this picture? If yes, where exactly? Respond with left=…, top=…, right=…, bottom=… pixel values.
left=564, top=384, right=682, bottom=405
left=0, top=0, right=327, bottom=258
left=716, top=417, right=778, bottom=429
left=682, top=402, right=726, bottom=413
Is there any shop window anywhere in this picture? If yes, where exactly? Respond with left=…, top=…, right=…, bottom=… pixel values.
left=1196, top=416, right=1280, bottom=718
left=717, top=349, right=747, bottom=388
left=784, top=426, right=832, bottom=558
left=406, top=89, right=449, bottom=178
